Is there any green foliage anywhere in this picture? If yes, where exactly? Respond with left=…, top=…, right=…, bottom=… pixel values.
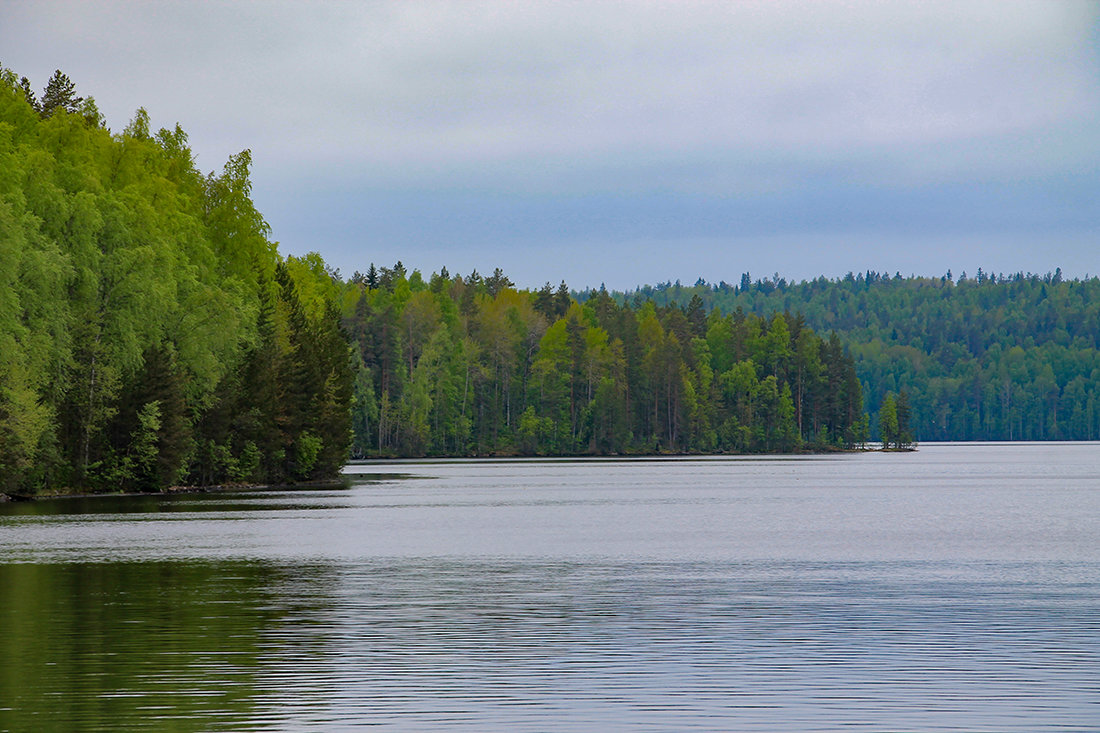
left=0, top=67, right=352, bottom=493
left=878, top=391, right=914, bottom=449
left=129, top=400, right=163, bottom=490
left=342, top=264, right=864, bottom=457
left=39, top=70, right=83, bottom=118
left=878, top=393, right=898, bottom=449
left=0, top=64, right=878, bottom=492
left=294, top=431, right=323, bottom=478
left=601, top=270, right=1100, bottom=442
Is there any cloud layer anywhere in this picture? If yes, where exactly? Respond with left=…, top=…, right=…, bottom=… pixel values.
left=3, top=0, right=1098, bottom=286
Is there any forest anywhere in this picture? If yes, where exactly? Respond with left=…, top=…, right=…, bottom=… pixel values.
left=9, top=66, right=1090, bottom=495
left=0, top=68, right=866, bottom=495
left=606, top=271, right=1100, bottom=442
left=339, top=266, right=866, bottom=458
left=0, top=69, right=351, bottom=494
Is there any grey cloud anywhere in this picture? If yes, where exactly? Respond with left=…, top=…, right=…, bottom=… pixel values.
left=2, top=0, right=1097, bottom=286
left=8, top=1, right=1093, bottom=170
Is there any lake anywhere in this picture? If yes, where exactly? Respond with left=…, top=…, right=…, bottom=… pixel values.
left=1, top=443, right=1098, bottom=731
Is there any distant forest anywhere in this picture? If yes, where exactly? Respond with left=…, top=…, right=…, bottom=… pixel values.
left=2, top=67, right=1092, bottom=495
left=595, top=271, right=1100, bottom=442
left=340, top=265, right=865, bottom=458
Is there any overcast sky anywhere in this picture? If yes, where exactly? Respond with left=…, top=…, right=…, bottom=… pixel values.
left=3, top=1, right=1098, bottom=289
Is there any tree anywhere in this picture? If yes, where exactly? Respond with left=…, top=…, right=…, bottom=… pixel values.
left=17, top=76, right=38, bottom=110
left=0, top=67, right=359, bottom=494
left=686, top=294, right=707, bottom=338
left=553, top=281, right=571, bottom=319
left=337, top=253, right=867, bottom=458
left=601, top=269, right=1100, bottom=443
left=39, top=70, right=83, bottom=117
left=895, top=390, right=914, bottom=449
left=879, top=393, right=899, bottom=449
left=485, top=267, right=514, bottom=297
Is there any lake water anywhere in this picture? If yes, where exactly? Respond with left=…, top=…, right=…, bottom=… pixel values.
left=1, top=443, right=1098, bottom=731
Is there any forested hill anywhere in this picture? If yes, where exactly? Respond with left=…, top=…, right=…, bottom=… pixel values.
left=592, top=272, right=1100, bottom=441
left=0, top=68, right=351, bottom=494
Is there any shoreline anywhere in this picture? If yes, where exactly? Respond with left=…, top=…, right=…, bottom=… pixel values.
left=2, top=446, right=911, bottom=502
left=0, top=477, right=347, bottom=503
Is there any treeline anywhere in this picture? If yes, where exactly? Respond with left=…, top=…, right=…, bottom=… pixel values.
left=340, top=266, right=866, bottom=457
left=602, top=269, right=1100, bottom=441
left=0, top=68, right=351, bottom=494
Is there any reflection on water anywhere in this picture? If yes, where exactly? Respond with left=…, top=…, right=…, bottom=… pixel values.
left=272, top=559, right=1100, bottom=731
left=1, top=444, right=1099, bottom=730
left=4, top=559, right=1096, bottom=731
left=0, top=561, right=334, bottom=732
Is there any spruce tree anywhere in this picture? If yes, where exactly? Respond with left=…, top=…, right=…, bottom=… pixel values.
left=39, top=70, right=82, bottom=117
left=17, top=76, right=38, bottom=110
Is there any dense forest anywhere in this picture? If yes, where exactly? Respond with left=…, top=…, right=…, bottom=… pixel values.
left=0, top=68, right=868, bottom=495
left=13, top=65, right=1091, bottom=494
left=0, top=68, right=351, bottom=494
left=601, top=271, right=1100, bottom=442
left=339, top=266, right=866, bottom=458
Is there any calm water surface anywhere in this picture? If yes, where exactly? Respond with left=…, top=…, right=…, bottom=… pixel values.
left=1, top=443, right=1098, bottom=731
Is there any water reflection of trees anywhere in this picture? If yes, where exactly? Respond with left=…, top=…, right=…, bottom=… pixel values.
left=0, top=560, right=338, bottom=732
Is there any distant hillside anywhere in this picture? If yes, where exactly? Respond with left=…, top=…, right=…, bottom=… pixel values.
left=588, top=270, right=1100, bottom=441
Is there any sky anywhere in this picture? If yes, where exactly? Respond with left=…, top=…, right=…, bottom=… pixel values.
left=2, top=0, right=1098, bottom=290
